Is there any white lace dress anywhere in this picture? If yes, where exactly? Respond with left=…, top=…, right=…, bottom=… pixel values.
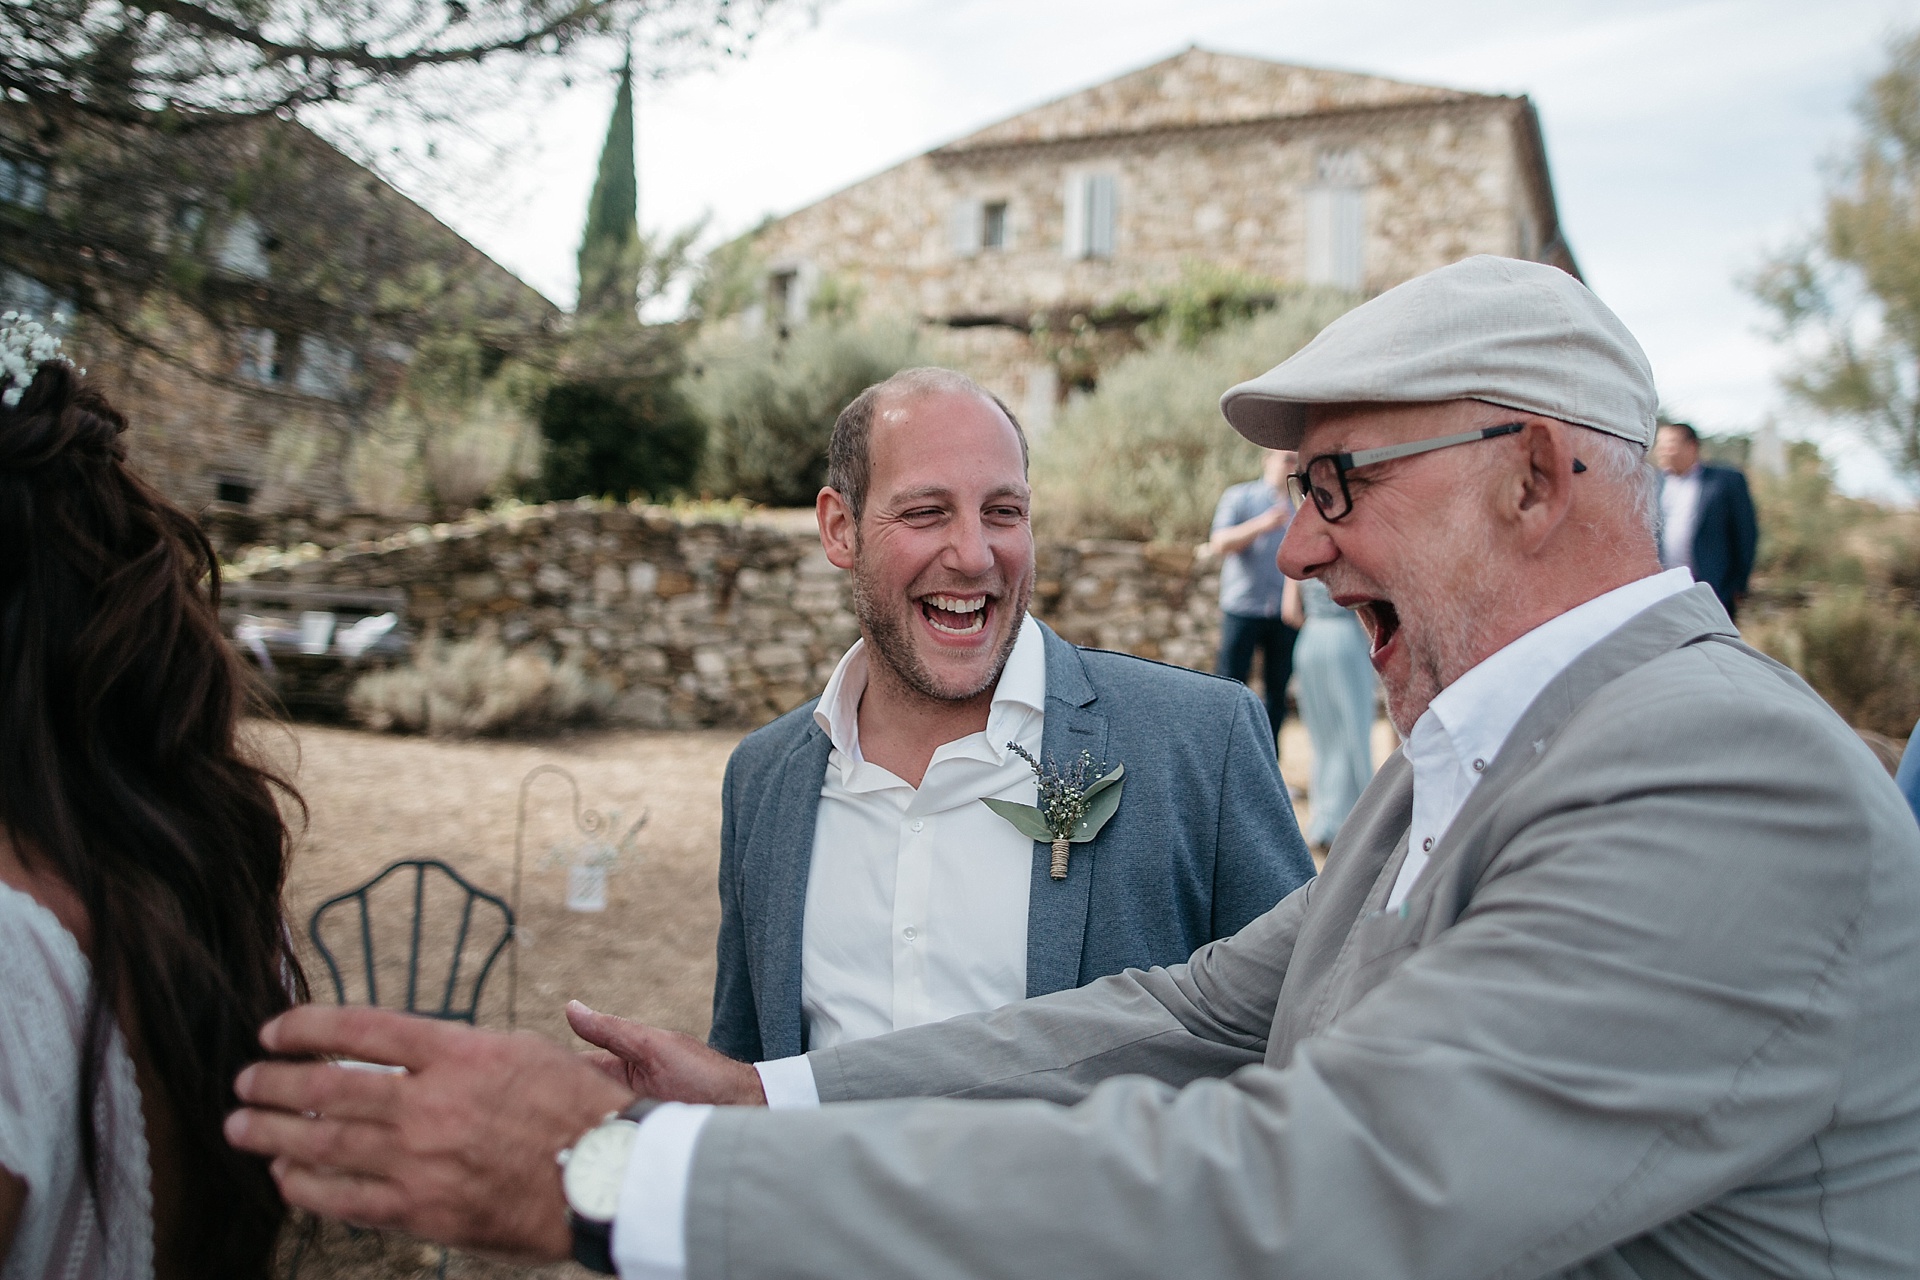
left=0, top=882, right=153, bottom=1279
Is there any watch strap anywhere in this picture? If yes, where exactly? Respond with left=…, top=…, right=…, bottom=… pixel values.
left=566, top=1098, right=670, bottom=1275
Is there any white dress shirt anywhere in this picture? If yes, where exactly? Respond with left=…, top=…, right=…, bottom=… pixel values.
left=1388, top=568, right=1694, bottom=909
left=1658, top=465, right=1704, bottom=570
left=613, top=615, right=1049, bottom=1278
left=800, top=614, right=1046, bottom=1047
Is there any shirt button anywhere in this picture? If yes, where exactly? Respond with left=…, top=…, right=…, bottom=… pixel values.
left=909, top=820, right=924, bottom=833
left=902, top=926, right=917, bottom=942
left=1472, top=758, right=1486, bottom=773
left=1422, top=837, right=1434, bottom=851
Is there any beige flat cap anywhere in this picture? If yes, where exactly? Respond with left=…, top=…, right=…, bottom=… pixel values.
left=1219, top=255, right=1657, bottom=451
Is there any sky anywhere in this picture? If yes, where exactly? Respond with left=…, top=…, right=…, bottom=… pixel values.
left=385, top=0, right=1917, bottom=499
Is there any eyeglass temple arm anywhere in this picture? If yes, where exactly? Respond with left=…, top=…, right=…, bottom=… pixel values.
left=1338, top=422, right=1525, bottom=470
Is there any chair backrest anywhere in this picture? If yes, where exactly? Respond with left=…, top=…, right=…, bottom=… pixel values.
left=308, top=858, right=514, bottom=1023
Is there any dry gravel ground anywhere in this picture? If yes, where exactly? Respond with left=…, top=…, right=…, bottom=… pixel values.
left=261, top=722, right=743, bottom=1279
left=262, top=714, right=1393, bottom=1277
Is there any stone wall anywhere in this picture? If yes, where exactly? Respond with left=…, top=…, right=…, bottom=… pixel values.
left=228, top=502, right=1229, bottom=730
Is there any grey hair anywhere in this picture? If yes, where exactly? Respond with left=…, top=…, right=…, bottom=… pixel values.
left=826, top=367, right=1029, bottom=520
left=1575, top=426, right=1660, bottom=544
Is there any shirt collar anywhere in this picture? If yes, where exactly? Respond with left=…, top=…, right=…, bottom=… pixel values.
left=1416, top=568, right=1694, bottom=776
left=814, top=614, right=1047, bottom=765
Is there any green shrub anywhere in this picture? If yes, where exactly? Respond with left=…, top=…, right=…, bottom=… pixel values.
left=1747, top=590, right=1920, bottom=736
left=683, top=320, right=921, bottom=506
left=1030, top=291, right=1356, bottom=543
left=348, top=638, right=609, bottom=737
left=535, top=377, right=705, bottom=502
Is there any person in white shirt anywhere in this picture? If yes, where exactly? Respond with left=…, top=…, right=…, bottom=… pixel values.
left=226, top=257, right=1920, bottom=1280
left=668, top=367, right=1309, bottom=1067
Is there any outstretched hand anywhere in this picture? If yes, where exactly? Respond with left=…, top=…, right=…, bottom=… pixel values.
left=565, top=1001, right=767, bottom=1107
left=224, top=1006, right=633, bottom=1261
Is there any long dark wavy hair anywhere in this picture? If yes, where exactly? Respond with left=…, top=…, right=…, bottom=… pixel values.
left=0, top=357, right=305, bottom=1274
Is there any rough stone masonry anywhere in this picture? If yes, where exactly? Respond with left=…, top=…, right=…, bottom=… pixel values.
left=228, top=501, right=1233, bottom=730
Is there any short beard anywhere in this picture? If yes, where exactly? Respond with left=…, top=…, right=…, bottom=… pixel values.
left=850, top=541, right=1031, bottom=705
left=1327, top=506, right=1511, bottom=736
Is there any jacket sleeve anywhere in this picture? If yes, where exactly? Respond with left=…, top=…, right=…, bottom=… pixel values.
left=807, top=881, right=1307, bottom=1106
left=706, top=749, right=761, bottom=1061
left=1210, top=683, right=1315, bottom=937
left=1725, top=468, right=1759, bottom=595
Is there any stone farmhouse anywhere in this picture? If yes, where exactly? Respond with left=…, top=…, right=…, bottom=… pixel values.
left=743, top=47, right=1579, bottom=427
left=0, top=104, right=557, bottom=520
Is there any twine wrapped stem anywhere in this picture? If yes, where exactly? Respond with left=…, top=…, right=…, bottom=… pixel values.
left=1050, top=838, right=1071, bottom=880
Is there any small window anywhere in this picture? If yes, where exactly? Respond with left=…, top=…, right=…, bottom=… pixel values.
left=1063, top=174, right=1117, bottom=260
left=214, top=477, right=254, bottom=506
left=1305, top=151, right=1366, bottom=291
left=293, top=333, right=357, bottom=400
left=217, top=214, right=273, bottom=280
left=237, top=328, right=282, bottom=384
left=0, top=155, right=49, bottom=211
left=982, top=201, right=1008, bottom=250
left=768, top=269, right=797, bottom=323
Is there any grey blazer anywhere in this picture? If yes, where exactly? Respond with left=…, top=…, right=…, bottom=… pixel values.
left=708, top=622, right=1314, bottom=1061
left=686, top=586, right=1920, bottom=1279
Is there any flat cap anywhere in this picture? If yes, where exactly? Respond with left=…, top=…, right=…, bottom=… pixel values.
left=1219, top=255, right=1657, bottom=451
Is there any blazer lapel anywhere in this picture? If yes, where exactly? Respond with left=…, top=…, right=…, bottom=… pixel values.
left=1403, top=584, right=1740, bottom=915
left=1025, top=625, right=1108, bottom=996
left=748, top=726, right=832, bottom=1058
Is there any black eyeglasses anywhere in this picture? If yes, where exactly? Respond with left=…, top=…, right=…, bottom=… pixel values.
left=1287, top=422, right=1583, bottom=523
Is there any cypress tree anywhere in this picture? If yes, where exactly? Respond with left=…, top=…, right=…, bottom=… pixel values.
left=576, top=57, right=641, bottom=321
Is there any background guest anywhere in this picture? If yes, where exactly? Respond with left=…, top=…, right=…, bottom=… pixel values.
left=1209, top=448, right=1298, bottom=736
left=1654, top=420, right=1759, bottom=621
left=0, top=317, right=305, bottom=1277
left=1283, top=574, right=1378, bottom=855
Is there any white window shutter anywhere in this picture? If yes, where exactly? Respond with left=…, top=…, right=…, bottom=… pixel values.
left=950, top=199, right=982, bottom=258
left=1062, top=177, right=1087, bottom=259
left=1305, top=185, right=1364, bottom=290
left=1086, top=174, right=1116, bottom=259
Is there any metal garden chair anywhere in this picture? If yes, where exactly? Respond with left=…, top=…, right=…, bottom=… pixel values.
left=296, top=859, right=512, bottom=1278
left=308, top=857, right=514, bottom=1023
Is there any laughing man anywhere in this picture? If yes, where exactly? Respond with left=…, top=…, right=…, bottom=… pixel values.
left=683, top=367, right=1313, bottom=1066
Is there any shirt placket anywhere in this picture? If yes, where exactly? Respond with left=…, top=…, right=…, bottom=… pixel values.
left=890, top=810, right=935, bottom=1030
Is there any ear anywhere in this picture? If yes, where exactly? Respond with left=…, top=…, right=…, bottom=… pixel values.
left=817, top=487, right=858, bottom=571
left=1509, top=419, right=1576, bottom=551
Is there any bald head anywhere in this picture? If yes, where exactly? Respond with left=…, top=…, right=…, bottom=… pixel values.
left=826, top=368, right=1028, bottom=521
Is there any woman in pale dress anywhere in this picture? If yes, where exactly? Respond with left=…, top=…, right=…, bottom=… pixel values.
left=1283, top=574, right=1379, bottom=853
left=0, top=323, right=305, bottom=1277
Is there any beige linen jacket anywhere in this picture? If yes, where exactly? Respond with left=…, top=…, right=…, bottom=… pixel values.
left=685, top=586, right=1920, bottom=1279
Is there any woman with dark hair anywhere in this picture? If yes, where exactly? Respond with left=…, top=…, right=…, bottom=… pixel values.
left=0, top=314, right=305, bottom=1277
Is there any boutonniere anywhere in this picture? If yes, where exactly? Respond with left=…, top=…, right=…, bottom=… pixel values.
left=983, top=744, right=1126, bottom=881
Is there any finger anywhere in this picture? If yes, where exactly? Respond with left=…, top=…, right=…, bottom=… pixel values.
left=576, top=1048, right=635, bottom=1087
left=566, top=1001, right=657, bottom=1060
left=234, top=1059, right=408, bottom=1124
left=261, top=1005, right=459, bottom=1070
left=270, top=1157, right=410, bottom=1230
left=225, top=1105, right=396, bottom=1176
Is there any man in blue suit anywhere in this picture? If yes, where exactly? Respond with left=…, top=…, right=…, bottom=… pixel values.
left=708, top=367, right=1312, bottom=1065
left=1655, top=421, right=1759, bottom=622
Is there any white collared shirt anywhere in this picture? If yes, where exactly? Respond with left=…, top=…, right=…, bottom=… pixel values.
left=1658, top=465, right=1704, bottom=569
left=613, top=615, right=1050, bottom=1279
left=800, top=613, right=1047, bottom=1047
left=1388, top=569, right=1694, bottom=910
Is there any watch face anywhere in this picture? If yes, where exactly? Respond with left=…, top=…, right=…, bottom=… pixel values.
left=563, top=1119, right=639, bottom=1223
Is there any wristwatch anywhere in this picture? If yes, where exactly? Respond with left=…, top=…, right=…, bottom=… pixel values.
left=559, top=1098, right=663, bottom=1274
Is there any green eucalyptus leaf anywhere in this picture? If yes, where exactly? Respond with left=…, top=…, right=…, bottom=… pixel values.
left=981, top=798, right=1057, bottom=842
left=1081, top=762, right=1125, bottom=800
left=1069, top=776, right=1124, bottom=842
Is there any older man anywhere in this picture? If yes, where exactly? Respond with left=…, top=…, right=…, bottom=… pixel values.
left=697, top=367, right=1308, bottom=1065
left=228, top=257, right=1920, bottom=1279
